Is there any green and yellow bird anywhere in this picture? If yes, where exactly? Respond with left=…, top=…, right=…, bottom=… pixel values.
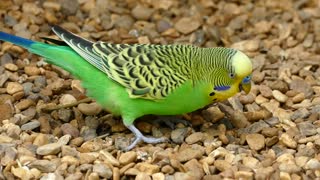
left=0, top=26, right=252, bottom=150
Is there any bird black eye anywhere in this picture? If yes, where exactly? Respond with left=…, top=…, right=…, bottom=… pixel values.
left=229, top=73, right=235, bottom=79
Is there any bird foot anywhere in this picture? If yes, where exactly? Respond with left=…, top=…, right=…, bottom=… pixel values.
left=153, top=115, right=192, bottom=129
left=125, top=124, right=168, bottom=151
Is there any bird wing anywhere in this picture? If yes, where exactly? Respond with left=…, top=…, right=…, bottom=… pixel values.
left=52, top=26, right=192, bottom=100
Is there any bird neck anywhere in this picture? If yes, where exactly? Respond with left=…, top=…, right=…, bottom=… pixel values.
left=190, top=47, right=235, bottom=84
left=190, top=48, right=211, bottom=83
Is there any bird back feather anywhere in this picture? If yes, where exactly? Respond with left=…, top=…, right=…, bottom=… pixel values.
left=52, top=26, right=194, bottom=100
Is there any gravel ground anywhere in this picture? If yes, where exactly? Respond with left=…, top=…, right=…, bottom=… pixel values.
left=0, top=0, right=320, bottom=179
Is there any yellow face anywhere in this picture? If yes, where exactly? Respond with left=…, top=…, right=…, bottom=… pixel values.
left=232, top=50, right=252, bottom=93
left=206, top=76, right=251, bottom=102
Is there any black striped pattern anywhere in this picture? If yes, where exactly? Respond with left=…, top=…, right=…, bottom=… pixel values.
left=192, top=47, right=236, bottom=90
left=93, top=43, right=193, bottom=99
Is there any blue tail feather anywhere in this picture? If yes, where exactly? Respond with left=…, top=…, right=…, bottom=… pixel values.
left=0, top=31, right=34, bottom=48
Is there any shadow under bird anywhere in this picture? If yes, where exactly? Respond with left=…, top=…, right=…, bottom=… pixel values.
left=0, top=26, right=252, bottom=150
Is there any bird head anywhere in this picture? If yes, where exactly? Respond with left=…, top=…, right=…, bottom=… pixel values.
left=232, top=50, right=252, bottom=94
left=204, top=48, right=252, bottom=102
left=197, top=47, right=252, bottom=102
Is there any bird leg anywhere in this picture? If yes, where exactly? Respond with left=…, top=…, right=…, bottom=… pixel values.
left=153, top=115, right=192, bottom=129
left=125, top=124, right=167, bottom=151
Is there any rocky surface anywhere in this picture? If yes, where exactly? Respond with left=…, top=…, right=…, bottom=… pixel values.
left=0, top=0, right=320, bottom=179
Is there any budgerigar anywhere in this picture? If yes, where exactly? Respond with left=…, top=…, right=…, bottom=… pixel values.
left=0, top=26, right=252, bottom=150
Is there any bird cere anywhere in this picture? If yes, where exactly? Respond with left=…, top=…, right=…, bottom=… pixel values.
left=0, top=26, right=252, bottom=150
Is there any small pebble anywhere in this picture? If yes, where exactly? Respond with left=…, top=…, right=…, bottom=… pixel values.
left=93, top=163, right=113, bottom=179
left=261, top=127, right=278, bottom=137
left=272, top=90, right=288, bottom=103
left=136, top=173, right=151, bottom=180
left=61, top=158, right=80, bottom=169
left=135, top=162, right=160, bottom=175
left=24, top=66, right=41, bottom=76
left=4, top=63, right=18, bottom=71
left=184, top=159, right=205, bottom=179
left=297, top=122, right=317, bottom=136
left=78, top=102, right=102, bottom=116
left=176, top=147, right=204, bottom=162
left=29, top=160, right=57, bottom=173
left=290, top=79, right=313, bottom=98
left=295, top=156, right=309, bottom=168
left=0, top=104, right=13, bottom=121
left=57, top=134, right=72, bottom=145
left=161, top=165, right=174, bottom=174
left=152, top=173, right=165, bottom=180
left=279, top=133, right=297, bottom=148
left=80, top=141, right=102, bottom=152
left=61, top=145, right=79, bottom=157
left=305, top=158, right=320, bottom=170
left=59, top=94, right=77, bottom=105
left=15, top=99, right=35, bottom=110
left=174, top=172, right=195, bottom=179
left=243, top=156, right=260, bottom=169
left=175, top=17, right=201, bottom=34
left=266, top=136, right=279, bottom=147
left=246, top=134, right=265, bottom=151
left=185, top=132, right=204, bottom=144
left=231, top=39, right=260, bottom=52
left=58, top=108, right=73, bottom=122
left=21, top=121, right=40, bottom=131
left=61, top=123, right=79, bottom=138
left=100, top=150, right=120, bottom=166
left=259, top=85, right=273, bottom=98
left=119, top=151, right=137, bottom=165
left=292, top=93, right=305, bottom=103
left=214, top=160, right=231, bottom=172
left=6, top=82, right=23, bottom=94
left=235, top=171, right=254, bottom=180
left=202, top=106, right=225, bottom=122
left=36, top=142, right=62, bottom=155
left=79, top=152, right=99, bottom=164
left=11, top=167, right=33, bottom=179
left=131, top=5, right=153, bottom=20
left=170, top=128, right=188, bottom=144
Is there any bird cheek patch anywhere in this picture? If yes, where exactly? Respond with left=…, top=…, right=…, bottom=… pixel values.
left=214, top=85, right=231, bottom=91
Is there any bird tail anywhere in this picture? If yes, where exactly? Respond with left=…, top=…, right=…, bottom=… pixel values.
left=0, top=31, right=89, bottom=78
left=0, top=30, right=117, bottom=107
left=0, top=31, right=35, bottom=49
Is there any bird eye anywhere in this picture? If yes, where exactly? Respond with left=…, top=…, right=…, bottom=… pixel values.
left=229, top=73, right=235, bottom=79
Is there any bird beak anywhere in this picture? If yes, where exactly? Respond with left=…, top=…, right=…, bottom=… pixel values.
left=239, top=83, right=251, bottom=94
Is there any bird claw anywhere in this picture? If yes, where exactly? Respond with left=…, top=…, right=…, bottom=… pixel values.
left=142, top=136, right=168, bottom=144
left=125, top=136, right=168, bottom=151
left=124, top=124, right=168, bottom=151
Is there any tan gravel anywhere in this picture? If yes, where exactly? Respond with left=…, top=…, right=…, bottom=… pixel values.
left=0, top=0, right=320, bottom=179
